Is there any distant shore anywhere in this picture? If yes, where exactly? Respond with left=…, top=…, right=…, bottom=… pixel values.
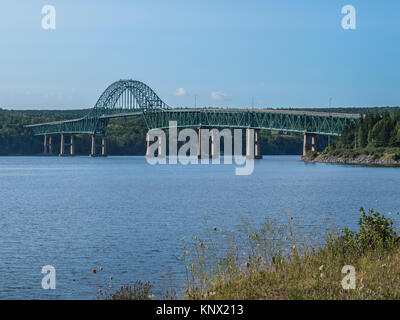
left=301, top=154, right=400, bottom=166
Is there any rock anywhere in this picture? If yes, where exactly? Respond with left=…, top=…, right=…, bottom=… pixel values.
left=301, top=154, right=400, bottom=166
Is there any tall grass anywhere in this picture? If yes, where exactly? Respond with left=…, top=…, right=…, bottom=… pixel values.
left=182, top=208, right=400, bottom=300
left=98, top=207, right=400, bottom=300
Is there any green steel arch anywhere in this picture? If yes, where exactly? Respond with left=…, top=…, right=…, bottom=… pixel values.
left=26, top=79, right=360, bottom=136
left=90, top=79, right=170, bottom=116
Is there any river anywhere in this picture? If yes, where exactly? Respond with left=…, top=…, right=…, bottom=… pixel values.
left=0, top=155, right=399, bottom=299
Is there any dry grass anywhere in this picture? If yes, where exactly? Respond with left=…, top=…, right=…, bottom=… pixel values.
left=183, top=209, right=400, bottom=300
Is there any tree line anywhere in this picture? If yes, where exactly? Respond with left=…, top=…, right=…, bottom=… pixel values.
left=322, top=108, right=400, bottom=160
left=337, top=110, right=400, bottom=149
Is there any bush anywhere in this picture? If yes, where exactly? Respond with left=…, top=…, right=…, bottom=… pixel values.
left=332, top=208, right=398, bottom=253
left=305, top=150, right=319, bottom=159
left=98, top=280, right=153, bottom=300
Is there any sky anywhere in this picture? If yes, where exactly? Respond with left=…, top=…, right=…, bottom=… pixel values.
left=0, top=0, right=399, bottom=109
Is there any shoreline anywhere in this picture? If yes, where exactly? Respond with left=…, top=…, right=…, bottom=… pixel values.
left=301, top=154, right=400, bottom=166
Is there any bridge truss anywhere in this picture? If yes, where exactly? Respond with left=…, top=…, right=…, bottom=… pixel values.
left=26, top=79, right=360, bottom=137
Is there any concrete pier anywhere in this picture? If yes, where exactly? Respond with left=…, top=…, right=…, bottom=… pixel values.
left=43, top=135, right=48, bottom=155
left=197, top=127, right=201, bottom=158
left=90, top=135, right=107, bottom=157
left=311, top=134, right=316, bottom=152
left=59, top=134, right=75, bottom=156
left=303, top=133, right=316, bottom=156
left=255, top=130, right=262, bottom=159
left=70, top=135, right=75, bottom=156
left=303, top=133, right=308, bottom=156
left=211, top=132, right=217, bottom=159
left=245, top=128, right=254, bottom=158
left=49, top=136, right=53, bottom=154
left=59, top=134, right=66, bottom=156
left=91, top=135, right=96, bottom=156
left=146, top=133, right=151, bottom=157
left=101, top=136, right=107, bottom=156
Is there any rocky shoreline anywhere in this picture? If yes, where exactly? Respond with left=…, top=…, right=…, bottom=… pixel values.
left=301, top=155, right=400, bottom=166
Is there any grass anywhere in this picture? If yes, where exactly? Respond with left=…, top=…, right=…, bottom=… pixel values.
left=98, top=207, right=400, bottom=300
left=182, top=208, right=400, bottom=300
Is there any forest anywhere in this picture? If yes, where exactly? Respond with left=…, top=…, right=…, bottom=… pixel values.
left=323, top=108, right=400, bottom=160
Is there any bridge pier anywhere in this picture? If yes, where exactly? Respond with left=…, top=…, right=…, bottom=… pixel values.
left=210, top=132, right=217, bottom=159
left=245, top=128, right=253, bottom=158
left=197, top=127, right=202, bottom=158
left=255, top=130, right=262, bottom=159
left=245, top=128, right=262, bottom=159
left=49, top=136, right=53, bottom=154
left=91, top=135, right=96, bottom=156
left=101, top=137, right=107, bottom=156
left=43, top=135, right=48, bottom=155
left=303, top=133, right=317, bottom=156
left=59, top=134, right=75, bottom=156
left=60, top=134, right=66, bottom=156
left=146, top=133, right=151, bottom=157
left=70, top=135, right=75, bottom=156
left=303, top=133, right=307, bottom=156
left=90, top=135, right=107, bottom=157
left=43, top=134, right=55, bottom=155
left=311, top=134, right=316, bottom=152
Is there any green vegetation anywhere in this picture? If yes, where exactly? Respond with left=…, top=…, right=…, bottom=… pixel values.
left=182, top=208, right=400, bottom=300
left=101, top=207, right=400, bottom=300
left=0, top=109, right=305, bottom=156
left=319, top=109, right=400, bottom=162
left=97, top=280, right=154, bottom=300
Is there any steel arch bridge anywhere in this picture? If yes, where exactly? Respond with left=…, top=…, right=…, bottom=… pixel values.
left=26, top=79, right=360, bottom=137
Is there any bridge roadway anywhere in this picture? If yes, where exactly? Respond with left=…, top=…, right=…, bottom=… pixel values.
left=26, top=79, right=361, bottom=157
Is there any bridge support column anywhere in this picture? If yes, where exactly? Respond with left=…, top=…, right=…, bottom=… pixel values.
left=197, top=127, right=201, bottom=158
left=90, top=135, right=97, bottom=157
left=49, top=136, right=53, bottom=154
left=90, top=135, right=107, bottom=157
left=303, top=133, right=308, bottom=156
left=211, top=132, right=217, bottom=159
left=146, top=133, right=151, bottom=157
left=311, top=135, right=316, bottom=152
left=255, top=130, right=262, bottom=159
left=43, top=135, right=48, bottom=155
left=60, top=134, right=75, bottom=156
left=101, top=137, right=107, bottom=156
left=70, top=135, right=75, bottom=156
left=59, top=134, right=66, bottom=156
left=245, top=128, right=254, bottom=158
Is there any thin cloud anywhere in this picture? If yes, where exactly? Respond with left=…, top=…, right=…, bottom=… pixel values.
left=211, top=91, right=230, bottom=101
left=173, top=88, right=187, bottom=96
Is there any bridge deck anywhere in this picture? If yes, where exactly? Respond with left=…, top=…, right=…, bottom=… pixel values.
left=167, top=108, right=361, bottom=118
left=26, top=108, right=360, bottom=129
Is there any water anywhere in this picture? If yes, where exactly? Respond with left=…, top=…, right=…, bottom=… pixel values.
left=0, top=155, right=400, bottom=299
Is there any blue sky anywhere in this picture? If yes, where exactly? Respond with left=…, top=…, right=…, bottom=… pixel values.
left=0, top=0, right=399, bottom=109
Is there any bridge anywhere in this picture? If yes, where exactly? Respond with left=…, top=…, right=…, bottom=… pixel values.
left=26, top=79, right=361, bottom=157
